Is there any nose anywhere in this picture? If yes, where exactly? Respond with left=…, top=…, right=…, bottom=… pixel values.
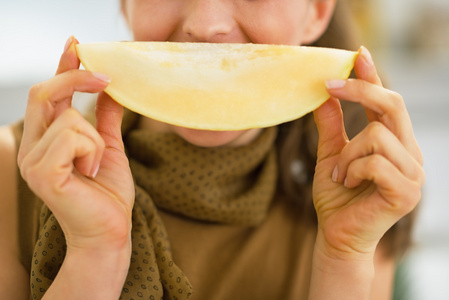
left=182, top=0, right=235, bottom=42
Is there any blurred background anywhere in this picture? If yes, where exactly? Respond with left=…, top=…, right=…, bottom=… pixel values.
left=1, top=0, right=448, bottom=298
left=348, top=1, right=449, bottom=299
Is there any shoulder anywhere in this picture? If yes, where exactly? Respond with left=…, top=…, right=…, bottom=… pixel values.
left=0, top=124, right=19, bottom=249
left=0, top=124, right=18, bottom=192
left=0, top=124, right=18, bottom=204
left=0, top=124, right=17, bottom=155
left=0, top=124, right=30, bottom=298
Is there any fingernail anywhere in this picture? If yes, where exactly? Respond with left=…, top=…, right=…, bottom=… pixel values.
left=325, top=79, right=346, bottom=90
left=91, top=164, right=100, bottom=178
left=332, top=166, right=338, bottom=182
left=92, top=72, right=111, bottom=83
left=64, top=36, right=74, bottom=52
left=360, top=46, right=374, bottom=66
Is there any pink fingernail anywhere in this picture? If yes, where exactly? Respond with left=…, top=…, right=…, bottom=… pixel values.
left=64, top=36, right=74, bottom=52
left=91, top=164, right=100, bottom=178
left=332, top=166, right=338, bottom=182
left=325, top=79, right=346, bottom=90
left=92, top=72, right=111, bottom=83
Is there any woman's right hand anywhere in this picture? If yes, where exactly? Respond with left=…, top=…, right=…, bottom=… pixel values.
left=17, top=36, right=135, bottom=253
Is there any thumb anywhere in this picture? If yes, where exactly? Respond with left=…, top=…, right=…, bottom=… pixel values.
left=313, top=97, right=348, bottom=162
left=95, top=92, right=125, bottom=151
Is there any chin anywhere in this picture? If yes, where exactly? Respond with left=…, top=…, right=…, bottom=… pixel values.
left=174, top=126, right=251, bottom=148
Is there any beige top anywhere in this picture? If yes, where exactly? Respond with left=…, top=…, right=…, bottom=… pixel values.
left=159, top=199, right=316, bottom=300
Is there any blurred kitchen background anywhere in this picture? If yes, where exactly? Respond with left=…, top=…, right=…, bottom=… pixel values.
left=1, top=0, right=448, bottom=298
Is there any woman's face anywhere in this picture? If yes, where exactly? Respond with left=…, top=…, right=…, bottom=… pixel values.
left=121, top=0, right=335, bottom=147
left=123, top=0, right=329, bottom=46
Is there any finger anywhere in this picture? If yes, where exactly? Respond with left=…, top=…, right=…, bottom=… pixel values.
left=313, top=97, right=348, bottom=162
left=21, top=126, right=100, bottom=196
left=344, top=155, right=421, bottom=216
left=325, top=79, right=422, bottom=164
left=20, top=108, right=105, bottom=178
left=54, top=36, right=81, bottom=117
left=20, top=71, right=110, bottom=159
left=56, top=36, right=81, bottom=75
left=354, top=46, right=382, bottom=87
left=354, top=46, right=382, bottom=122
left=334, top=121, right=425, bottom=186
left=95, top=92, right=125, bottom=152
left=326, top=79, right=406, bottom=124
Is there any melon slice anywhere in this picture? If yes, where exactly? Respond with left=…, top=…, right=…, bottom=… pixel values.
left=76, top=42, right=357, bottom=130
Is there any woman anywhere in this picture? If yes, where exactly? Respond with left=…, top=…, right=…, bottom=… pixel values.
left=0, top=0, right=424, bottom=299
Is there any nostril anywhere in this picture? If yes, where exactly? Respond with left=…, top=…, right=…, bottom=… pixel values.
left=182, top=1, right=234, bottom=42
left=183, top=21, right=234, bottom=42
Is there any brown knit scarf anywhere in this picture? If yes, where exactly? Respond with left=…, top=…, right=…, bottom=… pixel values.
left=30, top=111, right=278, bottom=300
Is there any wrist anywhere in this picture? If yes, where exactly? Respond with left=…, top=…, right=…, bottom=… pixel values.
left=308, top=231, right=375, bottom=300
left=43, top=240, right=131, bottom=299
left=66, top=240, right=132, bottom=274
left=314, top=227, right=377, bottom=262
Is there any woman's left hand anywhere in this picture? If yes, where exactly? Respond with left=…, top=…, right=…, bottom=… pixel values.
left=312, top=46, right=425, bottom=261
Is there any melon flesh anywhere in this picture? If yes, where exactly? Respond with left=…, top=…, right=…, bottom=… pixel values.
left=76, top=42, right=357, bottom=130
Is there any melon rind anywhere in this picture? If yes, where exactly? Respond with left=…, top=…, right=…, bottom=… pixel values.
left=76, top=42, right=357, bottom=130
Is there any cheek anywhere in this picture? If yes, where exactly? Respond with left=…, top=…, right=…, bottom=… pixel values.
left=127, top=3, right=181, bottom=41
left=235, top=0, right=310, bottom=45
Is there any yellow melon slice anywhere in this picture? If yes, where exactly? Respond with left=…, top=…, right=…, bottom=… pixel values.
left=76, top=42, right=357, bottom=130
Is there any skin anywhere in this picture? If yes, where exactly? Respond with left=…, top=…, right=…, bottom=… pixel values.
left=0, top=0, right=424, bottom=299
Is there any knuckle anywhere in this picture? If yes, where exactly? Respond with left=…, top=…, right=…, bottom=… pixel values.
left=82, top=136, right=97, bottom=153
left=58, top=109, right=92, bottom=134
left=416, top=167, right=426, bottom=187
left=61, top=107, right=83, bottom=122
left=389, top=179, right=422, bottom=215
left=364, top=122, right=391, bottom=154
left=403, top=182, right=422, bottom=211
left=64, top=69, right=86, bottom=87
left=386, top=90, right=406, bottom=113
left=61, top=69, right=80, bottom=82
left=357, top=80, right=373, bottom=100
left=367, top=154, right=385, bottom=173
left=59, top=128, right=96, bottom=154
left=415, top=148, right=425, bottom=167
left=366, top=121, right=386, bottom=140
left=28, top=82, right=46, bottom=103
left=59, top=128, right=78, bottom=144
left=408, top=155, right=425, bottom=187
